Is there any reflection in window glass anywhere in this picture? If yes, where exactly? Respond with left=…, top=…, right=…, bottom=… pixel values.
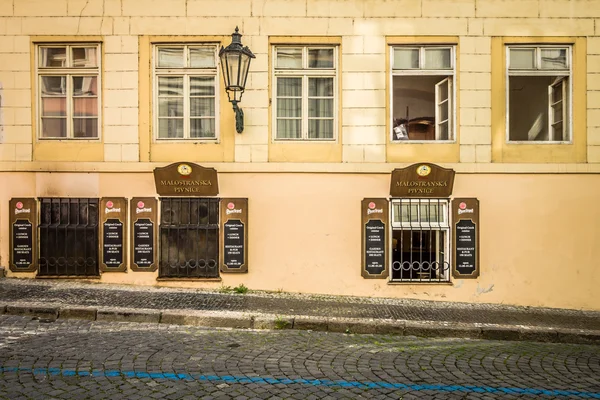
left=276, top=48, right=302, bottom=69
left=40, top=47, right=67, bottom=67
left=158, top=48, right=185, bottom=68
left=189, top=47, right=215, bottom=68
left=393, top=48, right=419, bottom=69
left=308, top=48, right=333, bottom=68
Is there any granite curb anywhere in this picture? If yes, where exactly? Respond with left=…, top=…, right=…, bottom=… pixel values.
left=1, top=302, right=599, bottom=345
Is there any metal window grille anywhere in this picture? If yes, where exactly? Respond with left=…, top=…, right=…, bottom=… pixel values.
left=38, top=198, right=99, bottom=276
left=159, top=198, right=220, bottom=278
left=390, top=199, right=450, bottom=282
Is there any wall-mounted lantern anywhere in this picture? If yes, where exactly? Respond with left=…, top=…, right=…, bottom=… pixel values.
left=219, top=27, right=255, bottom=133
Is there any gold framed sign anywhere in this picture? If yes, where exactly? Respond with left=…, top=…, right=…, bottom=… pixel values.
left=219, top=198, right=248, bottom=273
left=153, top=162, right=219, bottom=196
left=100, top=198, right=128, bottom=272
left=452, top=198, right=480, bottom=279
left=390, top=163, right=455, bottom=197
left=9, top=198, right=37, bottom=272
left=130, top=197, right=158, bottom=272
left=361, top=198, right=389, bottom=279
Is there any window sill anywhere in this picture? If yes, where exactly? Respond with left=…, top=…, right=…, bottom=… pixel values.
left=506, top=141, right=573, bottom=145
left=390, top=140, right=456, bottom=144
left=388, top=281, right=453, bottom=285
left=36, top=275, right=101, bottom=279
left=156, top=277, right=222, bottom=282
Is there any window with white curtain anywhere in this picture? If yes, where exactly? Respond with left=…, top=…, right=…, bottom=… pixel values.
left=507, top=45, right=571, bottom=142
left=391, top=45, right=455, bottom=142
left=36, top=44, right=101, bottom=139
left=154, top=44, right=218, bottom=140
left=273, top=46, right=337, bottom=140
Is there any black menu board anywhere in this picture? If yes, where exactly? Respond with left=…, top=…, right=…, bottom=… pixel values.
left=365, top=219, right=386, bottom=275
left=133, top=219, right=154, bottom=267
left=361, top=198, right=389, bottom=279
left=220, top=198, right=248, bottom=273
left=223, top=219, right=244, bottom=268
left=9, top=198, right=37, bottom=272
left=12, top=219, right=33, bottom=268
left=103, top=219, right=123, bottom=268
left=455, top=220, right=476, bottom=275
left=452, top=198, right=480, bottom=279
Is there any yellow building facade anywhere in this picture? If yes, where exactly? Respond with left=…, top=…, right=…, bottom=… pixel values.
left=1, top=0, right=599, bottom=310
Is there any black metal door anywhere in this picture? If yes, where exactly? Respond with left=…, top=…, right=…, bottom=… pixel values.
left=159, top=198, right=219, bottom=278
left=38, top=198, right=100, bottom=277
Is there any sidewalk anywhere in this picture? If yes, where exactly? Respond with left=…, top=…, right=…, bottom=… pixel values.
left=0, top=278, right=598, bottom=344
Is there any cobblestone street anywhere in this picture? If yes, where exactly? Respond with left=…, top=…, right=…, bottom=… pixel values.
left=0, top=315, right=598, bottom=399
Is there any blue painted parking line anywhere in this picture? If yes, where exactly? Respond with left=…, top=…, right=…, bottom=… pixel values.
left=1, top=366, right=599, bottom=398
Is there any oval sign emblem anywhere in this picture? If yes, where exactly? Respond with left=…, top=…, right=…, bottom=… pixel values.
left=227, top=202, right=235, bottom=210
left=459, top=202, right=467, bottom=210
left=177, top=163, right=192, bottom=176
left=137, top=201, right=145, bottom=209
left=16, top=202, right=23, bottom=210
left=368, top=202, right=376, bottom=209
left=416, top=165, right=432, bottom=177
left=106, top=201, right=114, bottom=208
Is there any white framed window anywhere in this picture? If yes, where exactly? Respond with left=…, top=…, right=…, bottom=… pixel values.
left=273, top=46, right=337, bottom=140
left=390, top=199, right=450, bottom=282
left=36, top=44, right=101, bottom=139
left=153, top=44, right=219, bottom=140
left=506, top=45, right=572, bottom=142
left=391, top=46, right=455, bottom=142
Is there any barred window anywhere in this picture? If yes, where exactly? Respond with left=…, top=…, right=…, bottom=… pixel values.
left=36, top=44, right=101, bottom=139
left=154, top=45, right=219, bottom=140
left=390, top=199, right=450, bottom=282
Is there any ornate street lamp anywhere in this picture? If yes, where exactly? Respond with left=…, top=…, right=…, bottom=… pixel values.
left=219, top=27, right=255, bottom=133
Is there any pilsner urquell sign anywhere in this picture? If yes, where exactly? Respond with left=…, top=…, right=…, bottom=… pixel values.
left=390, top=163, right=455, bottom=197
left=153, top=162, right=219, bottom=196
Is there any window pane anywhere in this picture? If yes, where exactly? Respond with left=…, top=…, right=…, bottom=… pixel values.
left=73, top=76, right=98, bottom=96
left=276, top=120, right=301, bottom=139
left=40, top=47, right=67, bottom=67
left=189, top=47, right=215, bottom=68
left=424, top=48, right=451, bottom=69
left=308, top=99, right=333, bottom=118
left=508, top=75, right=553, bottom=141
left=73, top=118, right=98, bottom=138
left=73, top=98, right=98, bottom=117
left=41, top=76, right=66, bottom=95
left=308, top=120, right=333, bottom=139
left=159, top=98, right=184, bottom=117
left=190, top=119, right=215, bottom=138
left=190, top=98, right=215, bottom=117
left=276, top=48, right=302, bottom=69
left=541, top=48, right=568, bottom=69
left=41, top=118, right=67, bottom=137
left=158, top=77, right=183, bottom=96
left=72, top=47, right=98, bottom=67
left=437, top=122, right=449, bottom=140
left=158, top=119, right=184, bottom=138
left=158, top=48, right=184, bottom=68
left=308, top=48, right=333, bottom=68
left=393, top=48, right=419, bottom=69
left=277, top=99, right=301, bottom=118
left=190, top=76, right=215, bottom=96
left=277, top=77, right=301, bottom=96
left=42, top=98, right=66, bottom=117
left=509, top=48, right=535, bottom=69
left=308, top=77, right=333, bottom=97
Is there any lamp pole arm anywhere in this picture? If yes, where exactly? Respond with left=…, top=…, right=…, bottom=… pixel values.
left=231, top=100, right=244, bottom=134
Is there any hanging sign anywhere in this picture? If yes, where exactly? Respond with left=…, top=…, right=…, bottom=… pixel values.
left=9, top=198, right=37, bottom=272
left=220, top=198, right=248, bottom=273
left=100, top=198, right=128, bottom=272
left=390, top=163, right=455, bottom=197
left=130, top=197, right=158, bottom=272
left=452, top=198, right=480, bottom=279
left=361, top=198, right=389, bottom=279
left=153, top=162, right=219, bottom=196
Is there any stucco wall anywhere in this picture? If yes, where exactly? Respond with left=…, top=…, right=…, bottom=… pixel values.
left=1, top=171, right=599, bottom=311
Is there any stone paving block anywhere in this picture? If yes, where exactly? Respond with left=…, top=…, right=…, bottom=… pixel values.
left=374, top=320, right=405, bottom=335
left=557, top=329, right=600, bottom=344
left=405, top=321, right=482, bottom=339
left=97, top=309, right=160, bottom=323
left=293, top=317, right=328, bottom=332
left=160, top=312, right=253, bottom=329
left=6, top=305, right=59, bottom=320
left=253, top=315, right=294, bottom=330
left=59, top=307, right=97, bottom=321
left=481, top=327, right=521, bottom=341
left=518, top=328, right=559, bottom=343
left=327, top=318, right=378, bottom=334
